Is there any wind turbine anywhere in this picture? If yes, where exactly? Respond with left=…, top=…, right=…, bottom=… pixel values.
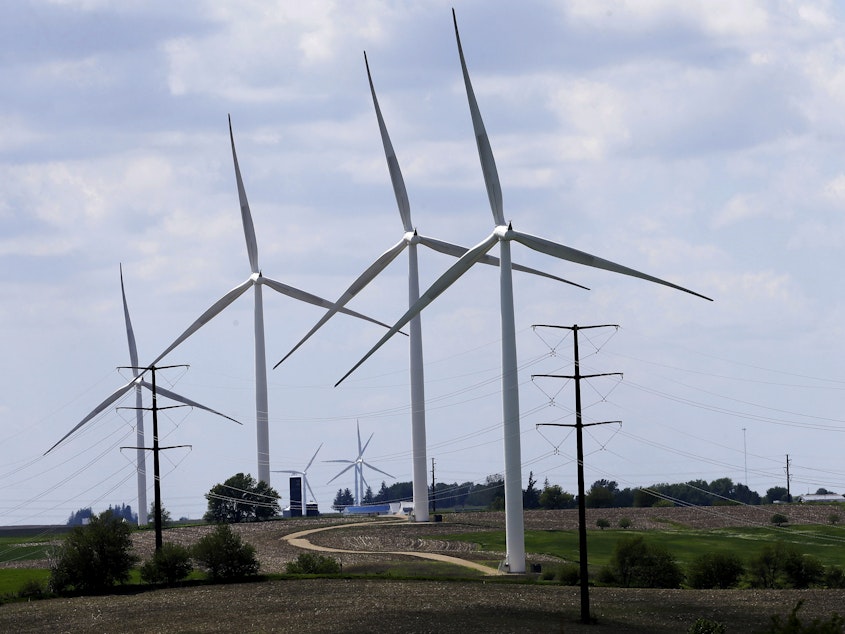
left=45, top=265, right=242, bottom=524
left=336, top=10, right=712, bottom=573
left=55, top=117, right=395, bottom=485
left=326, top=422, right=393, bottom=506
left=272, top=443, right=322, bottom=514
left=273, top=53, right=586, bottom=523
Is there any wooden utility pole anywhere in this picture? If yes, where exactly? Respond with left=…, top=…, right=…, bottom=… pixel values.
left=533, top=324, right=621, bottom=626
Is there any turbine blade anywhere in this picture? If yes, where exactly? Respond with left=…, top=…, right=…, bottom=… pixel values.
left=453, top=9, right=505, bottom=226
left=360, top=432, right=374, bottom=458
left=45, top=378, right=139, bottom=454
left=507, top=229, right=713, bottom=301
left=259, top=276, right=397, bottom=330
left=150, top=278, right=254, bottom=366
left=304, top=443, right=323, bottom=473
left=119, top=264, right=139, bottom=373
left=272, top=469, right=303, bottom=475
left=304, top=477, right=317, bottom=503
left=365, top=52, right=413, bottom=233
left=418, top=235, right=589, bottom=290
left=139, top=380, right=241, bottom=425
left=272, top=239, right=408, bottom=368
left=357, top=422, right=363, bottom=455
left=362, top=460, right=394, bottom=479
left=335, top=231, right=500, bottom=386
left=229, top=115, right=260, bottom=274
left=327, top=462, right=356, bottom=484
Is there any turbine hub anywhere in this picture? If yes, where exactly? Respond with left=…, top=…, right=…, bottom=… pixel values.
left=404, top=231, right=420, bottom=245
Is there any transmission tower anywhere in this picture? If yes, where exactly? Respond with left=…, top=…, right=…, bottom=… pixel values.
left=532, top=324, right=621, bottom=625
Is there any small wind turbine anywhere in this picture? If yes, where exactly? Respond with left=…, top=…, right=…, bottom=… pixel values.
left=45, top=266, right=241, bottom=525
left=326, top=422, right=393, bottom=506
left=272, top=442, right=322, bottom=514
left=336, top=10, right=712, bottom=573
left=274, top=53, right=586, bottom=523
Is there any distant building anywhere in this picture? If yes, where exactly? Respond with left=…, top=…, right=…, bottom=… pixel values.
left=795, top=493, right=845, bottom=503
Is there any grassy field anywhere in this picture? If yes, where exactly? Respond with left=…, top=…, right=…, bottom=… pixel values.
left=445, top=524, right=845, bottom=573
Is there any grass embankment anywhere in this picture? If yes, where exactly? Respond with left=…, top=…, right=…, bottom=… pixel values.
left=446, top=524, right=845, bottom=570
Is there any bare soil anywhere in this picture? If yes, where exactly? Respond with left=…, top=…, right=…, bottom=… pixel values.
left=2, top=506, right=844, bottom=633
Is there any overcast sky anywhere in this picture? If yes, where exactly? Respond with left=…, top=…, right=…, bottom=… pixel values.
left=2, top=0, right=844, bottom=525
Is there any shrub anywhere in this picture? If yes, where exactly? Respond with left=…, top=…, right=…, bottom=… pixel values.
left=17, top=579, right=49, bottom=600
left=140, top=542, right=193, bottom=585
left=285, top=553, right=341, bottom=575
left=687, top=551, right=745, bottom=589
left=824, top=565, right=845, bottom=589
left=618, top=517, right=631, bottom=529
left=747, top=541, right=824, bottom=589
left=609, top=535, right=683, bottom=588
left=756, top=600, right=845, bottom=634
left=688, top=618, right=726, bottom=634
left=192, top=524, right=259, bottom=581
left=49, top=509, right=138, bottom=594
left=596, top=518, right=610, bottom=530
left=828, top=513, right=841, bottom=525
left=770, top=513, right=788, bottom=527
left=557, top=563, right=580, bottom=586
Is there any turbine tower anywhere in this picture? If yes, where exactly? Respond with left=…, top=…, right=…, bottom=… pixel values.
left=336, top=11, right=712, bottom=573
left=326, top=422, right=393, bottom=506
left=273, top=443, right=322, bottom=513
left=274, top=53, right=585, bottom=523
left=134, top=117, right=394, bottom=485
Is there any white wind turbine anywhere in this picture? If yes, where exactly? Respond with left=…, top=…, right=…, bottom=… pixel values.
left=337, top=11, right=713, bottom=573
left=45, top=265, right=242, bottom=525
left=326, top=422, right=393, bottom=506
left=49, top=117, right=394, bottom=484
left=273, top=53, right=586, bottom=523
left=272, top=443, right=322, bottom=514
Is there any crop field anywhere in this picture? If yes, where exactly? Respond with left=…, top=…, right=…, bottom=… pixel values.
left=1, top=505, right=844, bottom=632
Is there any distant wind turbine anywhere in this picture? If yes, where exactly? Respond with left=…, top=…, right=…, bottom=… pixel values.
left=326, top=422, right=393, bottom=506
left=336, top=10, right=712, bottom=573
left=274, top=53, right=586, bottom=523
left=46, top=265, right=242, bottom=526
left=272, top=442, right=322, bottom=513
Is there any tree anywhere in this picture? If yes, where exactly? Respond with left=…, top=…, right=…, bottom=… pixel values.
left=139, top=542, right=193, bottom=585
left=204, top=473, right=280, bottom=523
left=523, top=471, right=541, bottom=509
left=539, top=484, right=574, bottom=509
left=586, top=480, right=617, bottom=508
left=192, top=524, right=259, bottom=581
left=765, top=486, right=790, bottom=504
left=148, top=503, right=172, bottom=527
left=362, top=485, right=374, bottom=504
left=607, top=535, right=684, bottom=588
left=66, top=507, right=93, bottom=526
left=49, top=509, right=138, bottom=594
left=332, top=488, right=354, bottom=510
left=687, top=552, right=745, bottom=589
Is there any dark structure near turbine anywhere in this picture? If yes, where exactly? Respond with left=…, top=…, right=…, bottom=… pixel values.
left=533, top=324, right=621, bottom=626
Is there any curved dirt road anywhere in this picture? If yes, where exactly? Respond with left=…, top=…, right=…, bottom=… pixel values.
left=283, top=518, right=503, bottom=576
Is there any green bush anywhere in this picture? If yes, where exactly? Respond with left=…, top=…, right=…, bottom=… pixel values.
left=609, top=535, right=684, bottom=588
left=17, top=579, right=49, bottom=600
left=557, top=563, right=580, bottom=586
left=285, top=553, right=340, bottom=575
left=755, top=600, right=845, bottom=634
left=770, top=513, right=789, bottom=527
left=618, top=517, right=631, bottom=529
left=192, top=524, right=259, bottom=581
left=828, top=513, right=841, bottom=525
left=747, top=541, right=824, bottom=589
left=596, top=518, right=610, bottom=530
left=824, top=565, right=845, bottom=589
left=49, top=509, right=138, bottom=594
left=688, top=618, right=727, bottom=634
left=687, top=551, right=745, bottom=589
left=140, top=542, right=193, bottom=585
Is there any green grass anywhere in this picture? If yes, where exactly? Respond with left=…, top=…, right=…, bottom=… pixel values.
left=444, top=524, right=845, bottom=570
left=0, top=569, right=50, bottom=595
left=0, top=535, right=59, bottom=564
